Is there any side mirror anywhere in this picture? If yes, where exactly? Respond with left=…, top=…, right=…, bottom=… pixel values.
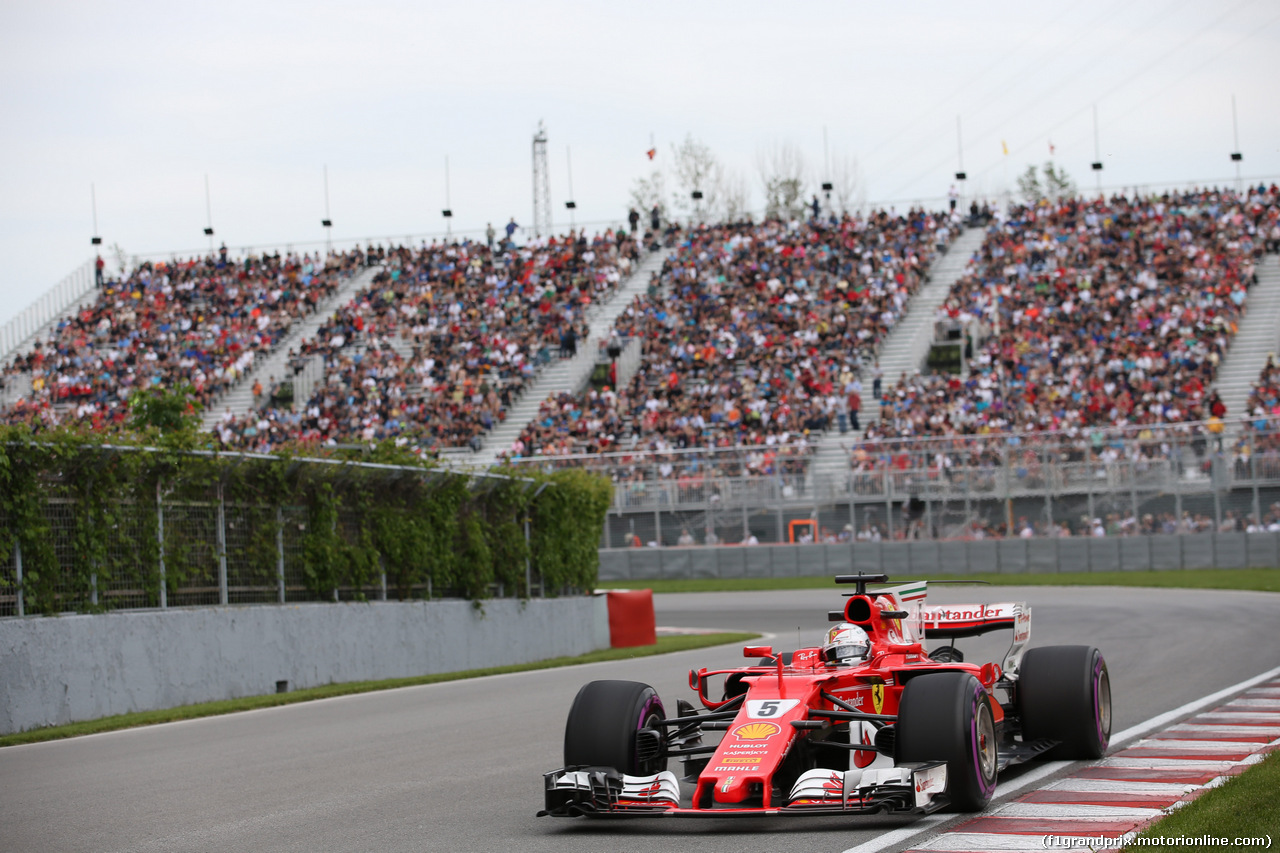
left=744, top=645, right=774, bottom=658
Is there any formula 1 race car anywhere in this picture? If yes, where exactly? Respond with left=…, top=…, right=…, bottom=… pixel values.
left=539, top=573, right=1111, bottom=818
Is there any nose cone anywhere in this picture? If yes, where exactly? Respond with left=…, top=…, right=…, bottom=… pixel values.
left=713, top=773, right=755, bottom=804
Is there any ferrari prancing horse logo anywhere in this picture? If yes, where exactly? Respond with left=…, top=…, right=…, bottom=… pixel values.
left=871, top=683, right=885, bottom=714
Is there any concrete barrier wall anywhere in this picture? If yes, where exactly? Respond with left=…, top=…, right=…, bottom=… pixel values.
left=598, top=533, right=1280, bottom=581
left=0, top=597, right=609, bottom=735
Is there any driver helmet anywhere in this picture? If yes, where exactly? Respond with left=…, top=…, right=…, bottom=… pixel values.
left=822, top=623, right=871, bottom=665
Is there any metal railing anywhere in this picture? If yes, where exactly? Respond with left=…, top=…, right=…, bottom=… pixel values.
left=581, top=418, right=1280, bottom=547
left=0, top=260, right=95, bottom=361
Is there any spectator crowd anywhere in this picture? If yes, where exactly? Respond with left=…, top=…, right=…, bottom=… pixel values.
left=213, top=229, right=638, bottom=452
left=504, top=208, right=959, bottom=480
left=2, top=249, right=361, bottom=429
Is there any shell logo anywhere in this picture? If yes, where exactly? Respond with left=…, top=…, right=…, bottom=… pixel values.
left=731, top=722, right=781, bottom=740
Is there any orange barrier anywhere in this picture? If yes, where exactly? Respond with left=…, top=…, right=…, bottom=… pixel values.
left=606, top=589, right=657, bottom=647
left=788, top=518, right=816, bottom=543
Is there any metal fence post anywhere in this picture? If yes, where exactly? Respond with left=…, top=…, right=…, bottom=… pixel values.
left=1043, top=444, right=1055, bottom=533
left=884, top=462, right=894, bottom=539
left=1252, top=450, right=1262, bottom=526
left=14, top=540, right=23, bottom=617
left=1001, top=442, right=1013, bottom=534
left=275, top=505, right=285, bottom=604
left=1129, top=454, right=1139, bottom=526
left=1086, top=448, right=1096, bottom=528
left=1173, top=433, right=1183, bottom=523
left=1212, top=454, right=1223, bottom=529
left=524, top=512, right=533, bottom=597
left=216, top=483, right=229, bottom=606
left=156, top=480, right=167, bottom=609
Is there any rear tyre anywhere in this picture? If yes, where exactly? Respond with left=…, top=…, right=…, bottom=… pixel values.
left=896, top=672, right=997, bottom=812
left=563, top=680, right=667, bottom=775
left=1019, top=645, right=1111, bottom=760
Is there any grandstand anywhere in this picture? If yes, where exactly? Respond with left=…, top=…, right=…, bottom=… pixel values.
left=3, top=185, right=1280, bottom=549
left=1, top=249, right=363, bottom=430
left=211, top=230, right=640, bottom=453
left=498, top=210, right=958, bottom=472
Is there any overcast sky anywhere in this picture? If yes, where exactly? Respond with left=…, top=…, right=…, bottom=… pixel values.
left=2, top=0, right=1277, bottom=327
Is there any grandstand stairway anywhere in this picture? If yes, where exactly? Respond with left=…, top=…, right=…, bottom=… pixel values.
left=200, top=263, right=383, bottom=431
left=803, top=224, right=986, bottom=498
left=466, top=248, right=668, bottom=467
left=1212, top=252, right=1280, bottom=418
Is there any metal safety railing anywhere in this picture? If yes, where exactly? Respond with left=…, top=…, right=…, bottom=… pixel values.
left=0, top=260, right=96, bottom=361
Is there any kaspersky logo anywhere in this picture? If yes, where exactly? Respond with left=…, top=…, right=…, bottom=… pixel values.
left=730, top=722, right=781, bottom=740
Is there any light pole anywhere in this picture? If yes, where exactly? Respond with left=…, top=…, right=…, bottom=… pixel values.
left=564, top=145, right=576, bottom=231
left=1230, top=95, right=1244, bottom=195
left=203, top=174, right=215, bottom=253
left=442, top=155, right=453, bottom=238
left=321, top=164, right=333, bottom=255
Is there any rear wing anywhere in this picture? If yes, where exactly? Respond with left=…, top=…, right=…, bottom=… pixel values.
left=918, top=601, right=1032, bottom=678
left=919, top=602, right=1027, bottom=639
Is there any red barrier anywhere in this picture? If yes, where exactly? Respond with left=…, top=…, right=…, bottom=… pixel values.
left=606, top=589, right=656, bottom=648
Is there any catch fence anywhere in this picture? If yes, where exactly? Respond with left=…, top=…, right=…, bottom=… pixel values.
left=506, top=418, right=1280, bottom=549
left=0, top=451, right=551, bottom=618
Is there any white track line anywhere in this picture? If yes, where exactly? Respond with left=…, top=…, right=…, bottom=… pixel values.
left=839, top=662, right=1280, bottom=853
left=1108, top=664, right=1280, bottom=749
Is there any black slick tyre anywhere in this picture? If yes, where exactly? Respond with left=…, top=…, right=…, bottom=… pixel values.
left=896, top=672, right=998, bottom=812
left=1019, top=645, right=1111, bottom=760
left=563, top=680, right=667, bottom=775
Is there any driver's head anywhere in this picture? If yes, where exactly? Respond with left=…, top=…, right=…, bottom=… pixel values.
left=822, top=623, right=871, bottom=665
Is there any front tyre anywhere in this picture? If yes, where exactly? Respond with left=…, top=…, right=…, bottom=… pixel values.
left=563, top=680, right=667, bottom=775
left=1019, top=645, right=1111, bottom=760
left=896, top=672, right=997, bottom=812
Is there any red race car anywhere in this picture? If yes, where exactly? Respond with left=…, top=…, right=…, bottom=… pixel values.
left=540, top=573, right=1111, bottom=818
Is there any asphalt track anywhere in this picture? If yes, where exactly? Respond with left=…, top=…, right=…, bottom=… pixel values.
left=1, top=585, right=1278, bottom=853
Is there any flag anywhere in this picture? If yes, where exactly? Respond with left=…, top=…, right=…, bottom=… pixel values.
left=646, top=148, right=656, bottom=160
left=1001, top=140, right=1008, bottom=156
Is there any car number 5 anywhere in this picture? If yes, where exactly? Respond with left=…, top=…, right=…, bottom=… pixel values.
left=746, top=699, right=799, bottom=718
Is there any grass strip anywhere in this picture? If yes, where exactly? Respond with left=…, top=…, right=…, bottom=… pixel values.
left=597, top=568, right=1280, bottom=595
left=1124, top=750, right=1280, bottom=851
left=0, top=631, right=758, bottom=749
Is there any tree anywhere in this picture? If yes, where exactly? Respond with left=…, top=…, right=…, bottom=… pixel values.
left=829, top=152, right=865, bottom=215
left=711, top=163, right=751, bottom=222
left=1042, top=161, right=1077, bottom=201
left=110, top=242, right=133, bottom=277
left=669, top=134, right=720, bottom=222
left=1017, top=162, right=1077, bottom=206
left=1016, top=165, right=1044, bottom=206
left=128, top=384, right=203, bottom=445
left=757, top=143, right=809, bottom=221
left=628, top=169, right=667, bottom=225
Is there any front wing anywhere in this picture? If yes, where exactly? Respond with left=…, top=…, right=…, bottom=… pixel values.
left=538, top=762, right=949, bottom=818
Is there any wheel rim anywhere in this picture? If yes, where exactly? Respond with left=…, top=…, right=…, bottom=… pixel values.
left=634, top=695, right=664, bottom=774
left=1095, top=665, right=1112, bottom=744
left=975, top=701, right=997, bottom=782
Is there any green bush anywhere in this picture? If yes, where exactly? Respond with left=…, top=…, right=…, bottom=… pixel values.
left=0, top=425, right=611, bottom=612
